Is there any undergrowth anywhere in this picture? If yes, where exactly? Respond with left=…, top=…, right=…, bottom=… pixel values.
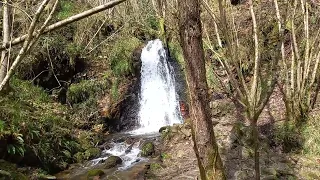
left=109, top=36, right=141, bottom=77
left=0, top=78, right=80, bottom=173
left=273, top=115, right=320, bottom=156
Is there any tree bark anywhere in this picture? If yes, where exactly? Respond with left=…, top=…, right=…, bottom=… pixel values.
left=178, top=1, right=226, bottom=179
left=0, top=0, right=127, bottom=51
left=0, top=0, right=12, bottom=86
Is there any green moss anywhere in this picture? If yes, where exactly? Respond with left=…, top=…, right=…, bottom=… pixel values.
left=141, top=142, right=155, bottom=157
left=0, top=160, right=28, bottom=180
left=104, top=156, right=122, bottom=169
left=84, top=148, right=101, bottom=160
left=150, top=163, right=162, bottom=171
left=168, top=41, right=185, bottom=68
left=0, top=160, right=17, bottom=171
left=87, top=169, right=105, bottom=177
left=11, top=172, right=29, bottom=180
left=67, top=80, right=108, bottom=104
left=57, top=1, right=76, bottom=20
left=109, top=37, right=141, bottom=77
left=160, top=153, right=171, bottom=160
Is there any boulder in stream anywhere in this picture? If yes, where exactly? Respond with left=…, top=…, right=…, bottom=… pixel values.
left=104, top=156, right=123, bottom=169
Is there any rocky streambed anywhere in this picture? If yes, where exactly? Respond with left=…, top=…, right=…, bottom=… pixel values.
left=55, top=132, right=162, bottom=180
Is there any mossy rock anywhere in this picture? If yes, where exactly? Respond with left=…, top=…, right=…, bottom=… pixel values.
left=0, top=170, right=11, bottom=180
left=84, top=148, right=101, bottom=160
left=159, top=126, right=170, bottom=133
left=87, top=169, right=105, bottom=177
left=104, top=156, right=122, bottom=169
left=73, top=152, right=85, bottom=163
left=141, top=142, right=155, bottom=157
left=36, top=174, right=57, bottom=180
left=0, top=160, right=17, bottom=171
left=11, top=172, right=28, bottom=180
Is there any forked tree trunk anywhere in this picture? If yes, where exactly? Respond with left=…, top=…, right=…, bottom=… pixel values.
left=178, top=0, right=226, bottom=179
left=0, top=0, right=11, bottom=87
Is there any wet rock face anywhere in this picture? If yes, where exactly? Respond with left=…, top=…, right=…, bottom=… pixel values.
left=101, top=45, right=144, bottom=132
left=179, top=101, right=189, bottom=119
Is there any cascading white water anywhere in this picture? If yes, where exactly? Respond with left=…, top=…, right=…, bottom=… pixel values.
left=134, top=39, right=183, bottom=134
left=90, top=40, right=183, bottom=170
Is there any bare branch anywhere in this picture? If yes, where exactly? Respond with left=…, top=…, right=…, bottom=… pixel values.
left=0, top=0, right=128, bottom=51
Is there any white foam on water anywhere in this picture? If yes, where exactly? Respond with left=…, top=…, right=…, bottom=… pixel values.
left=90, top=141, right=143, bottom=170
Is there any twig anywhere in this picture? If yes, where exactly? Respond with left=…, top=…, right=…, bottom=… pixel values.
left=46, top=41, right=61, bottom=88
left=86, top=25, right=124, bottom=54
left=31, top=70, right=50, bottom=82
left=83, top=18, right=107, bottom=52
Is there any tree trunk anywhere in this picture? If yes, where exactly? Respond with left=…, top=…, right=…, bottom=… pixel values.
left=0, top=0, right=11, bottom=87
left=178, top=1, right=226, bottom=179
left=251, top=121, right=260, bottom=180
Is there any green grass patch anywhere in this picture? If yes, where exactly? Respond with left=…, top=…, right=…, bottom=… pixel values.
left=273, top=116, right=320, bottom=156
left=301, top=115, right=320, bottom=156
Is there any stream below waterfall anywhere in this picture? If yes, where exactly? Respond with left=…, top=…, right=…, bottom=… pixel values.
left=55, top=39, right=183, bottom=179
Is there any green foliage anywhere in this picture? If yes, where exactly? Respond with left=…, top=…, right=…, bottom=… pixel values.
left=109, top=37, right=141, bottom=77
left=67, top=80, right=108, bottom=104
left=66, top=42, right=82, bottom=66
left=57, top=1, right=75, bottom=20
left=141, top=142, right=155, bottom=157
left=273, top=122, right=304, bottom=153
left=147, top=16, right=161, bottom=31
left=7, top=133, right=25, bottom=156
left=84, top=148, right=101, bottom=160
left=150, top=163, right=162, bottom=171
left=160, top=153, right=171, bottom=160
left=111, top=79, right=119, bottom=100
left=301, top=116, right=320, bottom=156
left=0, top=78, right=80, bottom=173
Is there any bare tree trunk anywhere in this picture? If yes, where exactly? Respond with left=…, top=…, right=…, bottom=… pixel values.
left=178, top=0, right=226, bottom=179
left=0, top=0, right=11, bottom=88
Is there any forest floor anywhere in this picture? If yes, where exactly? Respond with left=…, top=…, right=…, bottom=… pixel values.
left=147, top=90, right=320, bottom=180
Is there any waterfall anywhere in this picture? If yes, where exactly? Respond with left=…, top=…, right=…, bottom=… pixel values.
left=134, top=39, right=183, bottom=134
left=90, top=40, right=183, bottom=170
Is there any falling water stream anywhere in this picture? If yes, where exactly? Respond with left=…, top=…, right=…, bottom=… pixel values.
left=92, top=39, right=182, bottom=169
left=134, top=39, right=183, bottom=134
left=57, top=40, right=183, bottom=178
